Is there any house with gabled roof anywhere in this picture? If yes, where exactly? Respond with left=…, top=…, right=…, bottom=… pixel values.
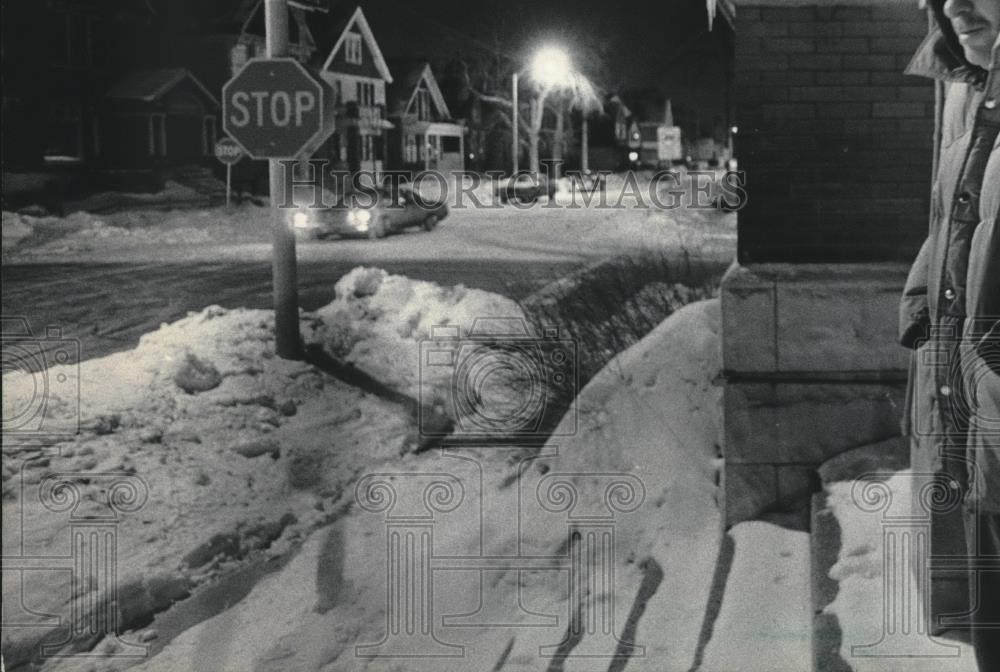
left=316, top=6, right=394, bottom=174
left=102, top=68, right=220, bottom=168
left=385, top=61, right=465, bottom=174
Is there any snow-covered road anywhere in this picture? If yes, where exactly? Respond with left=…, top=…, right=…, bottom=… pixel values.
left=2, top=200, right=735, bottom=364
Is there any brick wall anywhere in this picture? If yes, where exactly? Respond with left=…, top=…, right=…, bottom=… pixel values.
left=733, top=2, right=935, bottom=263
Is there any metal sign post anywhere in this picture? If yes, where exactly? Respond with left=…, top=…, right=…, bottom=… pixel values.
left=221, top=0, right=335, bottom=360
left=512, top=72, right=519, bottom=175
left=264, top=0, right=299, bottom=360
left=214, top=137, right=244, bottom=208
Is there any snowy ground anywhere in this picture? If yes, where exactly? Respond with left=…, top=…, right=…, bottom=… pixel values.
left=823, top=472, right=978, bottom=672
left=5, top=262, right=963, bottom=671
left=3, top=270, right=542, bottom=669
left=2, top=171, right=737, bottom=265
left=3, top=267, right=740, bottom=671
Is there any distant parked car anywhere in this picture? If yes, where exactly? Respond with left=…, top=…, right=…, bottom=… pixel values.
left=496, top=174, right=557, bottom=205
left=289, top=186, right=448, bottom=240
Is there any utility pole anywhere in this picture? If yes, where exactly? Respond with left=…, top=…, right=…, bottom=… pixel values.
left=581, top=115, right=589, bottom=173
left=553, top=98, right=564, bottom=181
left=512, top=72, right=519, bottom=175
left=264, top=0, right=302, bottom=359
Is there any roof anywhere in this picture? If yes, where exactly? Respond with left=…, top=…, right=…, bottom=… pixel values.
left=106, top=68, right=220, bottom=107
left=387, top=61, right=450, bottom=119
left=320, top=6, right=393, bottom=82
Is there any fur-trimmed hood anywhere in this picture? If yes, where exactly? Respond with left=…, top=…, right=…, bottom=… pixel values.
left=904, top=0, right=989, bottom=88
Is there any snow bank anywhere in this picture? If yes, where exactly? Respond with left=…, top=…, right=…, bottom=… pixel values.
left=311, top=267, right=534, bottom=432
left=4, top=204, right=274, bottom=258
left=2, top=303, right=415, bottom=669
left=2, top=210, right=34, bottom=249
left=823, top=471, right=977, bottom=672
left=127, top=298, right=725, bottom=672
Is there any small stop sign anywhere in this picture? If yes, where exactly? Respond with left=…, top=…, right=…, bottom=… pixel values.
left=214, top=137, right=244, bottom=165
left=222, top=58, right=335, bottom=159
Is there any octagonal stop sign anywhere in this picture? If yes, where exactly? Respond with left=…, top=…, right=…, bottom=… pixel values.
left=222, top=58, right=335, bottom=159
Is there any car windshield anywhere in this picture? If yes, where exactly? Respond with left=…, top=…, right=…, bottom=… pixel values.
left=331, top=186, right=409, bottom=209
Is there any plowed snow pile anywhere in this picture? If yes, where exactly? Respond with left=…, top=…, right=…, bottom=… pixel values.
left=4, top=270, right=515, bottom=668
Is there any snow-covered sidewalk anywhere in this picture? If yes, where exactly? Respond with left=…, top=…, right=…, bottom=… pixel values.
left=822, top=471, right=978, bottom=672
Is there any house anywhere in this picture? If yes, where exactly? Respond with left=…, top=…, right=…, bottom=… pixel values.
left=585, top=94, right=633, bottom=171
left=102, top=68, right=220, bottom=168
left=164, top=0, right=336, bottom=193
left=170, top=0, right=330, bottom=99
left=316, top=6, right=394, bottom=174
left=1, top=0, right=155, bottom=172
left=386, top=62, right=465, bottom=174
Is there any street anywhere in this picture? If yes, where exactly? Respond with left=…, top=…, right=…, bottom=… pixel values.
left=3, top=199, right=736, bottom=362
left=1, top=258, right=586, bottom=363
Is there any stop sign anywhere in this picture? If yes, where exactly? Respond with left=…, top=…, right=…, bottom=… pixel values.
left=214, top=137, right=244, bottom=165
left=222, top=58, right=335, bottom=159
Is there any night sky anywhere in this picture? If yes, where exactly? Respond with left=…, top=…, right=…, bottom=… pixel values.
left=360, top=0, right=731, bottom=127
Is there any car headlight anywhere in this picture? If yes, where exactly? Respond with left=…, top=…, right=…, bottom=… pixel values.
left=347, top=209, right=372, bottom=229
left=292, top=211, right=311, bottom=228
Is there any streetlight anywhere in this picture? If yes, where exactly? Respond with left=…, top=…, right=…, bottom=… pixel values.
left=512, top=45, right=576, bottom=177
left=531, top=46, right=572, bottom=87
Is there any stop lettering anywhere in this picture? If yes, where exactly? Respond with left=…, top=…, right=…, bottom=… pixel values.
left=228, top=90, right=316, bottom=128
left=222, top=58, right=334, bottom=159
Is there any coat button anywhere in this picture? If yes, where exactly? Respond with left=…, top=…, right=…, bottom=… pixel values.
left=940, top=385, right=952, bottom=397
left=944, top=288, right=956, bottom=300
left=986, top=98, right=998, bottom=110
left=957, top=192, right=972, bottom=204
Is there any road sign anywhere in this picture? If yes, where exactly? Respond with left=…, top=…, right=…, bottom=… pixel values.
left=214, top=137, right=244, bottom=208
left=222, top=58, right=335, bottom=160
left=214, top=137, right=244, bottom=165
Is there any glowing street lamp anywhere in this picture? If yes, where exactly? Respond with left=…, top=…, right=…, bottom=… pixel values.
left=531, top=46, right=572, bottom=88
left=512, top=45, right=578, bottom=176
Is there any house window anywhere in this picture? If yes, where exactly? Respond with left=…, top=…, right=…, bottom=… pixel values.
left=404, top=134, right=417, bottom=163
left=231, top=43, right=249, bottom=75
left=150, top=114, right=166, bottom=156
left=615, top=118, right=627, bottom=142
left=333, top=80, right=342, bottom=105
left=415, top=88, right=431, bottom=121
left=202, top=116, right=216, bottom=155
left=53, top=13, right=96, bottom=67
left=344, top=33, right=362, bottom=65
left=442, top=136, right=460, bottom=153
left=355, top=81, right=376, bottom=107
left=44, top=104, right=84, bottom=162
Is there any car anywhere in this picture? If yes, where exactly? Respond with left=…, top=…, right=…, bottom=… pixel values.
left=289, top=186, right=448, bottom=240
left=495, top=174, right=557, bottom=205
